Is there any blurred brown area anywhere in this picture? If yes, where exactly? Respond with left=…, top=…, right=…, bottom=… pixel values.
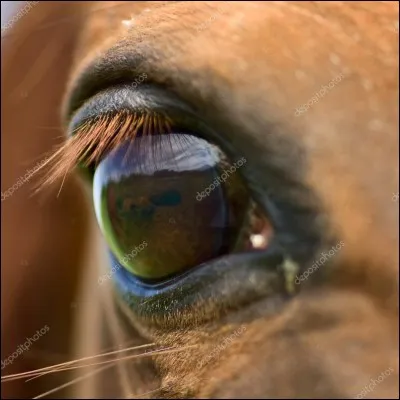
left=1, top=3, right=91, bottom=398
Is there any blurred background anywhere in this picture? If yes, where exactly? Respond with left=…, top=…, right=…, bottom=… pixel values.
left=2, top=2, right=91, bottom=398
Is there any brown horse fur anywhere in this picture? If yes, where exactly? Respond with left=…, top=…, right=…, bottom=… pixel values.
left=1, top=1, right=399, bottom=399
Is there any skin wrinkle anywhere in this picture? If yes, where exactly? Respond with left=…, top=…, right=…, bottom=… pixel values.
left=1, top=1, right=399, bottom=399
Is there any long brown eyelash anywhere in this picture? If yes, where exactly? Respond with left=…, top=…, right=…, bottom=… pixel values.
left=35, top=111, right=173, bottom=190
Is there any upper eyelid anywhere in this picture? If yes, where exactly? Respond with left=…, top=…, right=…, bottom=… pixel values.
left=65, top=83, right=234, bottom=180
left=68, top=84, right=190, bottom=134
left=65, top=64, right=307, bottom=195
left=63, top=51, right=146, bottom=123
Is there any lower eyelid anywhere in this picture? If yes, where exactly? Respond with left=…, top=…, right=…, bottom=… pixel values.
left=111, top=247, right=290, bottom=327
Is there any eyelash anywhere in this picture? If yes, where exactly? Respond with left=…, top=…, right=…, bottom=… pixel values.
left=39, top=110, right=174, bottom=188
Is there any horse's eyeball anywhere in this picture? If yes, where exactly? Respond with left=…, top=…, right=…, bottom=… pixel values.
left=93, top=132, right=255, bottom=281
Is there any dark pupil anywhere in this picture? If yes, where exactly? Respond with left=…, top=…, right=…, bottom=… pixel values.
left=94, top=133, right=238, bottom=280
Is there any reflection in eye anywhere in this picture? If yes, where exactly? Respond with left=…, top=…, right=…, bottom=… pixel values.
left=93, top=133, right=249, bottom=281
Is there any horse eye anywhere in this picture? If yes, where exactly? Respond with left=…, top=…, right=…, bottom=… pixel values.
left=93, top=132, right=250, bottom=281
